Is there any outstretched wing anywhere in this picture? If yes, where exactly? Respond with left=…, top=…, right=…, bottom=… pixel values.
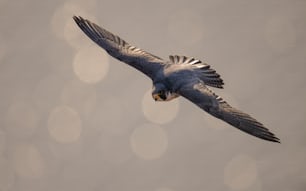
left=169, top=55, right=224, bottom=88
left=73, top=16, right=165, bottom=79
left=178, top=80, right=280, bottom=143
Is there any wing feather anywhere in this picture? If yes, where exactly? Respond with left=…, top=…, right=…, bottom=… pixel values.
left=169, top=55, right=224, bottom=88
left=73, top=16, right=164, bottom=79
left=178, top=81, right=280, bottom=143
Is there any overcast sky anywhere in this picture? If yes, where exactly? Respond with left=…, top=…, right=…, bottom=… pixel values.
left=0, top=0, right=306, bottom=191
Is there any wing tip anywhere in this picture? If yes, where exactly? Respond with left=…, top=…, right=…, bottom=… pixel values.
left=264, top=136, right=281, bottom=143
left=73, top=15, right=85, bottom=27
left=267, top=135, right=281, bottom=143
left=73, top=16, right=88, bottom=26
left=245, top=123, right=281, bottom=143
left=256, top=125, right=281, bottom=143
left=73, top=15, right=81, bottom=22
left=252, top=126, right=281, bottom=143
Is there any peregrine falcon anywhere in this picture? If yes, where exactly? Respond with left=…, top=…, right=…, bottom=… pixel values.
left=73, top=16, right=280, bottom=143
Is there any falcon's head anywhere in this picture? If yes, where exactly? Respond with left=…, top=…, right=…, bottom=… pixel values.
left=152, top=83, right=179, bottom=101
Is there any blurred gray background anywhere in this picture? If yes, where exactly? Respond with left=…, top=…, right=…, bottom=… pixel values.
left=0, top=0, right=306, bottom=190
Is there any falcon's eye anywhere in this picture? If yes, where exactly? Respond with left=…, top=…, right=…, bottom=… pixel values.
left=158, top=90, right=167, bottom=100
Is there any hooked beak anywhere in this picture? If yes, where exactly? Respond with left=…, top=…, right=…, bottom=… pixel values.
left=152, top=93, right=161, bottom=101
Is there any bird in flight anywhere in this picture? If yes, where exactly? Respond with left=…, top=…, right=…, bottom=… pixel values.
left=73, top=16, right=280, bottom=143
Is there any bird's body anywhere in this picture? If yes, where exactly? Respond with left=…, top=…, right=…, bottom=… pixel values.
left=73, top=16, right=280, bottom=143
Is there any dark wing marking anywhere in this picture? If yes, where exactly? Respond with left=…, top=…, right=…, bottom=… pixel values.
left=178, top=80, right=280, bottom=143
left=169, top=55, right=224, bottom=88
left=73, top=16, right=165, bottom=79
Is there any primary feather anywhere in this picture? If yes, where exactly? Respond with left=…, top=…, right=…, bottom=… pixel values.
left=178, top=81, right=280, bottom=143
left=73, top=16, right=164, bottom=79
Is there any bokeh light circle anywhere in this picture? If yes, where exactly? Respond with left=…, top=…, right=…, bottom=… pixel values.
left=142, top=89, right=179, bottom=124
left=224, top=154, right=258, bottom=190
left=12, top=144, right=45, bottom=179
left=48, top=105, right=82, bottom=143
left=73, top=45, right=109, bottom=84
left=51, top=1, right=97, bottom=49
left=130, top=123, right=168, bottom=160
